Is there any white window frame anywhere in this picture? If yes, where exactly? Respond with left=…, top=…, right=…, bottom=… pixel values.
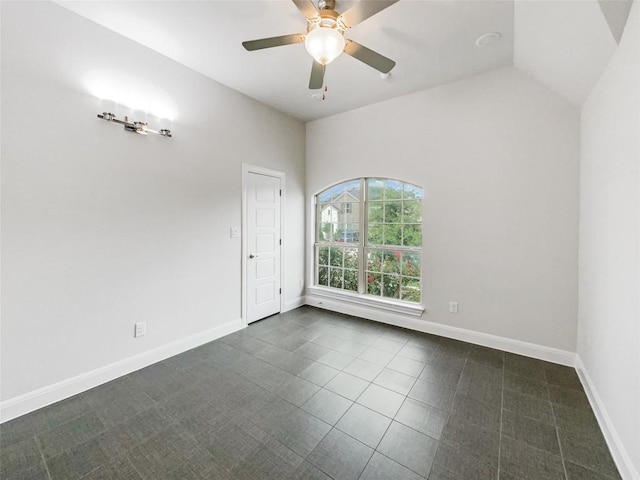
left=310, top=178, right=425, bottom=316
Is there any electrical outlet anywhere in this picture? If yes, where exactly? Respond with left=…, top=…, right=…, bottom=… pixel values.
left=134, top=322, right=146, bottom=337
left=449, top=301, right=459, bottom=314
left=230, top=227, right=240, bottom=238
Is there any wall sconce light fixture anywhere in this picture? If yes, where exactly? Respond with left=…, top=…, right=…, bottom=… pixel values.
left=97, top=112, right=172, bottom=137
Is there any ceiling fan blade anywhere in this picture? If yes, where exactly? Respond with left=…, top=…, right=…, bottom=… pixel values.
left=292, top=0, right=319, bottom=20
left=339, top=0, right=399, bottom=28
left=309, top=60, right=326, bottom=89
left=242, top=34, right=305, bottom=51
left=344, top=39, right=395, bottom=73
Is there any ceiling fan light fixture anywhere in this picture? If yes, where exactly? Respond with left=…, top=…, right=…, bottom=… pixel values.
left=304, top=25, right=345, bottom=65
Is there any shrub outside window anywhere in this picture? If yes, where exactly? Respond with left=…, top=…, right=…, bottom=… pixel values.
left=315, top=178, right=423, bottom=303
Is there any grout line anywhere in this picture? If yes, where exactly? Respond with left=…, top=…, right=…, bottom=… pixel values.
left=34, top=434, right=53, bottom=480
left=363, top=451, right=430, bottom=480
left=354, top=449, right=376, bottom=480
left=551, top=400, right=570, bottom=480
left=497, top=357, right=505, bottom=480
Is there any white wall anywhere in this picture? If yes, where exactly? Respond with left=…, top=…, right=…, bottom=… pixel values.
left=306, top=67, right=580, bottom=354
left=578, top=1, right=640, bottom=477
left=0, top=1, right=305, bottom=412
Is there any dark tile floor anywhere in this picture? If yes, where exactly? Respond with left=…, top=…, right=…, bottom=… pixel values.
left=1, top=306, right=621, bottom=480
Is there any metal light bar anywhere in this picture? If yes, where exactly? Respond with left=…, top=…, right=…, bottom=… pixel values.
left=97, top=112, right=172, bottom=137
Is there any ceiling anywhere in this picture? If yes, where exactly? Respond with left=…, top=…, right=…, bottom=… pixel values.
left=513, top=0, right=621, bottom=106
left=56, top=0, right=515, bottom=122
left=55, top=0, right=631, bottom=122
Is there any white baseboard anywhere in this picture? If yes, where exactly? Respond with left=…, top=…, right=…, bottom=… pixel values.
left=0, top=318, right=244, bottom=424
left=283, top=295, right=307, bottom=313
left=576, top=356, right=640, bottom=480
left=306, top=294, right=576, bottom=366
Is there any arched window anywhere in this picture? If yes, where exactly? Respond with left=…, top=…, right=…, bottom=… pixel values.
left=315, top=178, right=423, bottom=304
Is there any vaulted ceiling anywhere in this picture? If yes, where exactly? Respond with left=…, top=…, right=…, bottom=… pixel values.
left=56, top=0, right=632, bottom=121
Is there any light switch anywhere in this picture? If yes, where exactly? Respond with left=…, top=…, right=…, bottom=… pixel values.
left=230, top=227, right=240, bottom=238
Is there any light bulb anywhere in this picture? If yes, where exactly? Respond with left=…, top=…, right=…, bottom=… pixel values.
left=304, top=26, right=345, bottom=65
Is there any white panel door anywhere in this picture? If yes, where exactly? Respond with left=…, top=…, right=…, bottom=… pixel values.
left=247, top=172, right=281, bottom=323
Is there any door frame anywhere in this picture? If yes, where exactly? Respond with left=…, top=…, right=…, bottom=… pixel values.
left=241, top=164, right=286, bottom=327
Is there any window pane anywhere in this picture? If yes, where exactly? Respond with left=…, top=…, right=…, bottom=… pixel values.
left=382, top=251, right=401, bottom=274
left=318, top=188, right=336, bottom=203
left=318, top=246, right=329, bottom=266
left=367, top=179, right=384, bottom=200
left=318, top=223, right=334, bottom=242
left=344, top=248, right=358, bottom=269
left=329, top=247, right=343, bottom=267
left=366, top=250, right=383, bottom=272
left=336, top=225, right=359, bottom=243
left=318, top=246, right=360, bottom=293
left=366, top=249, right=421, bottom=302
left=318, top=202, right=334, bottom=219
left=401, top=278, right=421, bottom=302
left=368, top=202, right=383, bottom=222
left=318, top=266, right=328, bottom=286
left=402, top=225, right=422, bottom=247
left=330, top=268, right=343, bottom=288
left=367, top=273, right=381, bottom=295
left=368, top=224, right=383, bottom=245
left=383, top=225, right=401, bottom=245
left=341, top=180, right=361, bottom=197
left=403, top=183, right=423, bottom=200
left=402, top=201, right=422, bottom=223
left=337, top=203, right=353, bottom=222
left=319, top=180, right=360, bottom=202
left=344, top=269, right=358, bottom=291
left=382, top=274, right=400, bottom=299
left=384, top=201, right=402, bottom=223
left=401, top=252, right=421, bottom=277
left=340, top=201, right=358, bottom=218
left=318, top=204, right=338, bottom=240
left=384, top=180, right=403, bottom=200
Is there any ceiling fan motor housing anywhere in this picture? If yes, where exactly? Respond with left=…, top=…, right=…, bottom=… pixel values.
left=317, top=0, right=336, bottom=11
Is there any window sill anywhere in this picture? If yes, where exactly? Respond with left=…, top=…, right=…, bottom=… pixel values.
left=307, top=286, right=425, bottom=317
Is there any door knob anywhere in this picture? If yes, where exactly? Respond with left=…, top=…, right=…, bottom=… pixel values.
left=249, top=254, right=258, bottom=259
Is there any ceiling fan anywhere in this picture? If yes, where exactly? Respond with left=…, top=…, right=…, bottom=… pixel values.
left=242, top=0, right=399, bottom=89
